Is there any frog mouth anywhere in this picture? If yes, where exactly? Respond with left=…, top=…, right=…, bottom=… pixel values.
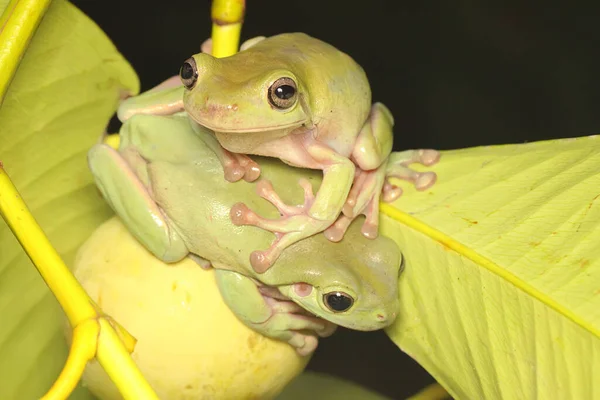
left=187, top=112, right=306, bottom=133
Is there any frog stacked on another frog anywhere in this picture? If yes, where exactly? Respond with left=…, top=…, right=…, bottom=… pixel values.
left=89, top=113, right=403, bottom=355
left=116, top=33, right=440, bottom=274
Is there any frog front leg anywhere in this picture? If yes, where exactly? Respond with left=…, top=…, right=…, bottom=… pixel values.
left=231, top=143, right=356, bottom=273
left=88, top=144, right=189, bottom=263
left=215, top=269, right=337, bottom=356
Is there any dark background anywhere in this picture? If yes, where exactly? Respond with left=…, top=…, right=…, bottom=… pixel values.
left=70, top=1, right=600, bottom=398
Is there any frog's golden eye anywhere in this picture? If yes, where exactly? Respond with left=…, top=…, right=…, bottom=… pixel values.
left=180, top=57, right=198, bottom=89
left=323, top=291, right=354, bottom=313
left=268, top=77, right=298, bottom=109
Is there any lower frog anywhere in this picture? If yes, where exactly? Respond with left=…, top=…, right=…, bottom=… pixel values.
left=88, top=114, right=403, bottom=355
left=116, top=33, right=440, bottom=274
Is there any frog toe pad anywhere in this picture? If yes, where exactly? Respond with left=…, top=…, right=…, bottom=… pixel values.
left=292, top=335, right=319, bottom=356
left=384, top=148, right=441, bottom=202
left=222, top=152, right=261, bottom=183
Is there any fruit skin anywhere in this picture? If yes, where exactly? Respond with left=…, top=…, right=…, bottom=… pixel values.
left=67, top=216, right=310, bottom=400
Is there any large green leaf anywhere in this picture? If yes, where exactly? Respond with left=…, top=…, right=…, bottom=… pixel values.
left=0, top=0, right=139, bottom=398
left=383, top=137, right=600, bottom=399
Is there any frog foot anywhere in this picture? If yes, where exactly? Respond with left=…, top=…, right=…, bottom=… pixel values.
left=221, top=150, right=261, bottom=183
left=230, top=178, right=329, bottom=273
left=383, top=149, right=440, bottom=202
left=200, top=38, right=212, bottom=54
left=259, top=293, right=337, bottom=356
left=325, top=166, right=385, bottom=242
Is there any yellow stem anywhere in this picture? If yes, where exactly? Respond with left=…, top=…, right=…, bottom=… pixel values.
left=41, top=319, right=99, bottom=400
left=0, top=0, right=53, bottom=106
left=211, top=0, right=245, bottom=58
left=103, top=131, right=121, bottom=149
left=0, top=166, right=96, bottom=326
left=96, top=318, right=159, bottom=400
left=0, top=165, right=154, bottom=398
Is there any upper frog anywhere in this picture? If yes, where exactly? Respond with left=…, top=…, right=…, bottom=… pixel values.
left=117, top=33, right=439, bottom=275
left=179, top=32, right=372, bottom=159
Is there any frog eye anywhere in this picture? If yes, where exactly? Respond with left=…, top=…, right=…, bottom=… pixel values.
left=180, top=57, right=198, bottom=89
left=323, top=291, right=354, bottom=313
left=268, top=77, right=298, bottom=109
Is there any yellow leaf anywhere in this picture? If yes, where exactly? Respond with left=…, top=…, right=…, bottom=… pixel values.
left=383, top=136, right=600, bottom=399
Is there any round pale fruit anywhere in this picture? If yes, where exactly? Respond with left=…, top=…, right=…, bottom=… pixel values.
left=69, top=217, right=311, bottom=400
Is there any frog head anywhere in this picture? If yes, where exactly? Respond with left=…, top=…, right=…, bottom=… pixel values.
left=178, top=33, right=372, bottom=151
left=260, top=218, right=403, bottom=331
left=181, top=51, right=309, bottom=136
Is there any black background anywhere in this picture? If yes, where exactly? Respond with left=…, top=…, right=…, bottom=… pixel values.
left=69, top=1, right=600, bottom=398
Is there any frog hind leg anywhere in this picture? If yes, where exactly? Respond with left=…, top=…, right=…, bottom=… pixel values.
left=215, top=269, right=336, bottom=356
left=351, top=102, right=395, bottom=171
left=333, top=104, right=441, bottom=240
left=331, top=149, right=441, bottom=241
left=88, top=144, right=188, bottom=263
left=324, top=163, right=386, bottom=242
left=329, top=103, right=394, bottom=241
left=117, top=84, right=186, bottom=122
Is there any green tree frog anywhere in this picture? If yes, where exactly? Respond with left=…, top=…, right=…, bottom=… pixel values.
left=88, top=114, right=403, bottom=355
left=116, top=33, right=440, bottom=274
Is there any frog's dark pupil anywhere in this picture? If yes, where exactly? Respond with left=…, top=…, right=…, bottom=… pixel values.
left=180, top=62, right=195, bottom=80
left=326, top=293, right=352, bottom=312
left=275, top=85, right=296, bottom=100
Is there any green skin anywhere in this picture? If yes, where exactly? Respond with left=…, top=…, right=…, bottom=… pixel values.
left=88, top=114, right=404, bottom=355
left=115, top=33, right=440, bottom=274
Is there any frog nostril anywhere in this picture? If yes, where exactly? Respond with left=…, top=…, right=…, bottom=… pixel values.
left=293, top=283, right=312, bottom=297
